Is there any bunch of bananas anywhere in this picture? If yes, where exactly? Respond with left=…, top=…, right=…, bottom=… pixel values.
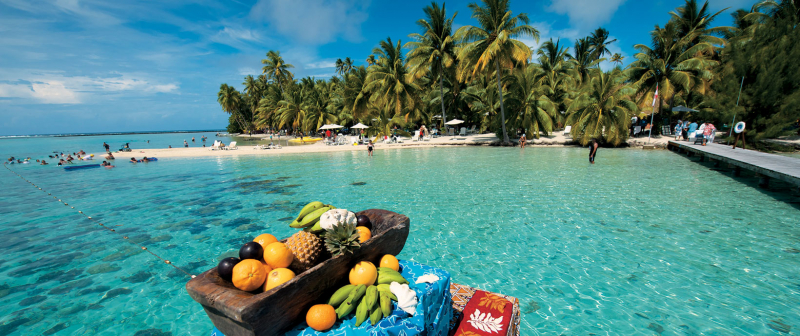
left=327, top=268, right=409, bottom=327
left=290, top=201, right=336, bottom=232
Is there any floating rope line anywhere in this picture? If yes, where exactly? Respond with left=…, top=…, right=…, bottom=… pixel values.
left=3, top=164, right=196, bottom=279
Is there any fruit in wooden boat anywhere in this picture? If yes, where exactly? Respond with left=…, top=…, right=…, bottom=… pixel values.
left=239, top=242, right=264, bottom=260
left=263, top=242, right=294, bottom=268
left=232, top=259, right=267, bottom=291
left=356, top=226, right=371, bottom=243
left=357, top=214, right=371, bottom=229
left=323, top=221, right=360, bottom=256
left=217, top=257, right=240, bottom=281
left=285, top=230, right=324, bottom=272
left=349, top=261, right=377, bottom=286
left=306, top=304, right=337, bottom=331
left=379, top=255, right=399, bottom=271
left=264, top=268, right=295, bottom=291
left=253, top=233, right=278, bottom=248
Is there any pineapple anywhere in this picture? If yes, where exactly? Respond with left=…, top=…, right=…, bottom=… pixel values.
left=285, top=230, right=324, bottom=272
left=323, top=222, right=361, bottom=257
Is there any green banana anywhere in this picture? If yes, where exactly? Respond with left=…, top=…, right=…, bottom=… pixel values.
left=380, top=291, right=391, bottom=316
left=364, top=285, right=378, bottom=310
left=329, top=284, right=355, bottom=306
left=369, top=304, right=383, bottom=326
left=304, top=220, right=324, bottom=233
left=336, top=286, right=360, bottom=318
left=290, top=206, right=329, bottom=228
left=295, top=201, right=324, bottom=221
left=378, top=267, right=402, bottom=276
left=377, top=272, right=408, bottom=285
left=355, top=295, right=370, bottom=327
left=350, top=284, right=367, bottom=303
left=376, top=285, right=397, bottom=301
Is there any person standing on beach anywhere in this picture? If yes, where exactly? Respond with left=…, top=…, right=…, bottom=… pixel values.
left=103, top=142, right=110, bottom=152
left=589, top=139, right=599, bottom=164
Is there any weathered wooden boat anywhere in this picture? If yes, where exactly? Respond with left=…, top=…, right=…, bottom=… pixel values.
left=186, top=209, right=410, bottom=336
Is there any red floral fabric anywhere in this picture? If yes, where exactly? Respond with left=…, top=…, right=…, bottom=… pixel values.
left=453, top=290, right=512, bottom=336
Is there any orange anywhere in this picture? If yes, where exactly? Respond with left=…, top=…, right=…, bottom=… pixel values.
left=379, top=255, right=400, bottom=271
left=263, top=242, right=294, bottom=268
left=232, top=259, right=267, bottom=291
left=349, top=261, right=377, bottom=286
left=356, top=226, right=371, bottom=243
left=260, top=260, right=274, bottom=274
left=253, top=233, right=278, bottom=248
left=306, top=304, right=337, bottom=331
left=264, top=268, right=295, bottom=291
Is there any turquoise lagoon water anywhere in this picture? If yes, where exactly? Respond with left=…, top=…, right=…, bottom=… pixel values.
left=1, top=142, right=800, bottom=335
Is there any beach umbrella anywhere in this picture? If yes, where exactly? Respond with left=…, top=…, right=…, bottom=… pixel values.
left=319, top=124, right=344, bottom=130
left=351, top=123, right=369, bottom=129
left=444, top=119, right=464, bottom=125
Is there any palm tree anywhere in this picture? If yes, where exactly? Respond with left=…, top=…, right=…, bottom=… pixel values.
left=627, top=22, right=717, bottom=116
left=670, top=0, right=730, bottom=47
left=359, top=37, right=421, bottom=121
left=537, top=39, right=573, bottom=126
left=365, top=55, right=376, bottom=66
left=276, top=83, right=307, bottom=133
left=456, top=0, right=539, bottom=143
left=567, top=37, right=600, bottom=86
left=406, top=1, right=458, bottom=129
left=588, top=27, right=617, bottom=61
left=504, top=64, right=555, bottom=138
left=343, top=57, right=354, bottom=73
left=218, top=83, right=246, bottom=132
left=566, top=70, right=637, bottom=146
left=261, top=50, right=294, bottom=94
left=335, top=58, right=345, bottom=76
left=610, top=53, right=624, bottom=66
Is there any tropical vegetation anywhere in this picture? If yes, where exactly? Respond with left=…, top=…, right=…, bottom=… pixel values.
left=218, top=0, right=800, bottom=146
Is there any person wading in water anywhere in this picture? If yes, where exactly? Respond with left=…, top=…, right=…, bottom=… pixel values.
left=589, top=139, right=599, bottom=164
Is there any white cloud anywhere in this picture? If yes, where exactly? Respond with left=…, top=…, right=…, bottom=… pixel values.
left=249, top=0, right=370, bottom=44
left=238, top=67, right=260, bottom=76
left=305, top=60, right=336, bottom=69
left=218, top=27, right=260, bottom=42
left=547, top=0, right=627, bottom=30
left=0, top=81, right=81, bottom=104
left=0, top=71, right=179, bottom=104
left=598, top=37, right=628, bottom=71
left=53, top=0, right=123, bottom=26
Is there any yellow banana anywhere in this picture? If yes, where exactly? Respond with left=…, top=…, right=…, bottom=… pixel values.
left=295, top=201, right=324, bottom=221
left=290, top=207, right=329, bottom=228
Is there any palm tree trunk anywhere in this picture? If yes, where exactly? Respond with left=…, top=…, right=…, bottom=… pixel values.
left=495, top=62, right=509, bottom=143
left=438, top=63, right=447, bottom=130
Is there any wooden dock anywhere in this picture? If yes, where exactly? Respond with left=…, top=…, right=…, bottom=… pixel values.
left=667, top=141, right=800, bottom=189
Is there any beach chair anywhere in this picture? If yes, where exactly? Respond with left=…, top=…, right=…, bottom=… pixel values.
left=448, top=128, right=455, bottom=137
left=459, top=127, right=467, bottom=136
left=412, top=131, right=419, bottom=142
left=269, top=144, right=282, bottom=149
left=209, top=140, right=222, bottom=150
left=466, top=125, right=477, bottom=134
left=661, top=125, right=672, bottom=136
left=227, top=141, right=238, bottom=150
left=632, top=126, right=641, bottom=137
left=563, top=126, right=572, bottom=137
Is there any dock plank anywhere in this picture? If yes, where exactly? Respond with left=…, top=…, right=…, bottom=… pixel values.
left=668, top=141, right=800, bottom=187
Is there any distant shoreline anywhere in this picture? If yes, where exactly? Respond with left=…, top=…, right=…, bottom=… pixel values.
left=0, top=130, right=226, bottom=139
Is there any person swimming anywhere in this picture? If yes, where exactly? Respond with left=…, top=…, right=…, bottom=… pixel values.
left=130, top=157, right=137, bottom=163
left=142, top=157, right=149, bottom=162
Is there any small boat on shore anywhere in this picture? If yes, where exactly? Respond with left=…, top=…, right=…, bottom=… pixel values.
left=288, top=137, right=323, bottom=143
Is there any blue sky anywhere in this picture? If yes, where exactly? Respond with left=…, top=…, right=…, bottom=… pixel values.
left=0, top=0, right=757, bottom=135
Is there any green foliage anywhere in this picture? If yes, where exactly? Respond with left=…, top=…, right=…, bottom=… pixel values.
left=214, top=0, right=798, bottom=147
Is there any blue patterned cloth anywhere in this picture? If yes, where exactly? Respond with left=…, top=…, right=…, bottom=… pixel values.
left=285, top=260, right=452, bottom=336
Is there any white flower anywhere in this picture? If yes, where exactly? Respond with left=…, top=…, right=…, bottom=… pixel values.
left=319, top=209, right=356, bottom=230
left=390, top=282, right=417, bottom=315
left=467, top=309, right=504, bottom=333
left=414, top=274, right=440, bottom=284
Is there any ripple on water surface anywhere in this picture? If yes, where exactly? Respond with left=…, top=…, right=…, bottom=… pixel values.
left=1, top=146, right=799, bottom=335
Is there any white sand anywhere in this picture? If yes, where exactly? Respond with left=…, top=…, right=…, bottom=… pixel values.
left=93, top=133, right=677, bottom=159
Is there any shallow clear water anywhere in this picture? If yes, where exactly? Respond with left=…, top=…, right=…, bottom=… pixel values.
left=1, top=144, right=799, bottom=335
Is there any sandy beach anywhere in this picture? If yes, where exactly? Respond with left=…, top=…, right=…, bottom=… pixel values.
left=96, top=132, right=678, bottom=159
